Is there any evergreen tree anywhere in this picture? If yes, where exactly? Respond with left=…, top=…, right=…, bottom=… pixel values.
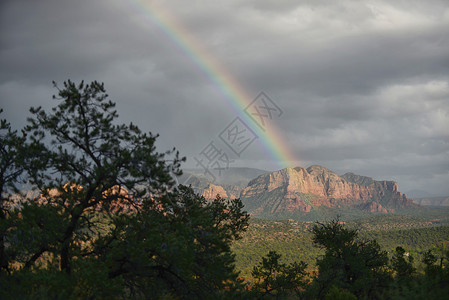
left=0, top=109, right=26, bottom=274
left=0, top=81, right=249, bottom=299
left=251, top=250, right=308, bottom=299
left=311, top=219, right=390, bottom=299
left=391, top=246, right=415, bottom=280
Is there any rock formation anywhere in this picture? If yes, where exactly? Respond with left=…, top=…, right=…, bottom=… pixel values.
left=200, top=183, right=241, bottom=200
left=239, top=165, right=415, bottom=219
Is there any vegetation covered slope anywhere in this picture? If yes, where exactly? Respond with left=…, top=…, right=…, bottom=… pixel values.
left=233, top=215, right=449, bottom=277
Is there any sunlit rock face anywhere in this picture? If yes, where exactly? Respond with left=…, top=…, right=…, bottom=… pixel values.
left=239, top=165, right=415, bottom=218
left=201, top=183, right=238, bottom=200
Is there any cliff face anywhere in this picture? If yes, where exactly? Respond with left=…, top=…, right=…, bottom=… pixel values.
left=200, top=184, right=242, bottom=200
left=240, top=165, right=415, bottom=218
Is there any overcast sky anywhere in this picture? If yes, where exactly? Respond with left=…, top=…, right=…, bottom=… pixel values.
left=1, top=0, right=448, bottom=197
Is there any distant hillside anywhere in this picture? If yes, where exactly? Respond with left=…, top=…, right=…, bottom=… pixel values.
left=411, top=196, right=449, bottom=207
left=182, top=167, right=268, bottom=187
left=406, top=189, right=434, bottom=198
left=239, top=165, right=417, bottom=220
left=176, top=167, right=268, bottom=200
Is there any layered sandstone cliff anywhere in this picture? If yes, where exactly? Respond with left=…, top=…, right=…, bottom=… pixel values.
left=239, top=165, right=415, bottom=218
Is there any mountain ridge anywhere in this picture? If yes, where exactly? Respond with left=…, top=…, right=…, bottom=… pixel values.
left=188, top=165, right=417, bottom=220
left=239, top=166, right=415, bottom=219
left=411, top=196, right=449, bottom=207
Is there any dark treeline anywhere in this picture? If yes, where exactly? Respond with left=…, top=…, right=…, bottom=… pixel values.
left=1, top=81, right=448, bottom=299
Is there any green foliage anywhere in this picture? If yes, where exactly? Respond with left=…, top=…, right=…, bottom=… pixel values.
left=0, top=81, right=250, bottom=299
left=19, top=80, right=184, bottom=276
left=311, top=219, right=391, bottom=299
left=236, top=219, right=449, bottom=298
left=422, top=243, right=449, bottom=279
left=232, top=219, right=318, bottom=277
left=391, top=246, right=415, bottom=280
left=98, top=188, right=249, bottom=299
left=233, top=217, right=449, bottom=277
left=324, top=285, right=357, bottom=300
left=0, top=259, right=125, bottom=299
left=0, top=109, right=27, bottom=274
left=0, top=109, right=25, bottom=195
left=386, top=244, right=449, bottom=300
left=251, top=250, right=308, bottom=299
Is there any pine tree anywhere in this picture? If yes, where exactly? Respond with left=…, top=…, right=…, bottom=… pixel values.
left=311, top=219, right=391, bottom=299
left=1, top=81, right=249, bottom=299
left=0, top=109, right=26, bottom=274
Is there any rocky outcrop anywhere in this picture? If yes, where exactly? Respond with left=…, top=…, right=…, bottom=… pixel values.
left=201, top=184, right=229, bottom=199
left=361, top=201, right=388, bottom=213
left=200, top=183, right=242, bottom=200
left=177, top=169, right=252, bottom=200
left=240, top=165, right=416, bottom=218
left=222, top=185, right=243, bottom=199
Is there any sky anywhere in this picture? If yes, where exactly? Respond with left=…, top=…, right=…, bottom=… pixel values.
left=1, top=0, right=448, bottom=197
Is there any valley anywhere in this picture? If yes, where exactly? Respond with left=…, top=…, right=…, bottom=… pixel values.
left=233, top=213, right=449, bottom=277
left=178, top=166, right=449, bottom=279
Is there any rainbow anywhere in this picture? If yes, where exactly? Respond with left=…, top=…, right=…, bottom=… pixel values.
left=123, top=0, right=297, bottom=169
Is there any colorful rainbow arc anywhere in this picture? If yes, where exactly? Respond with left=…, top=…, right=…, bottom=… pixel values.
left=126, top=0, right=297, bottom=169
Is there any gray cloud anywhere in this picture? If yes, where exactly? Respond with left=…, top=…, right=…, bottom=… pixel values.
left=1, top=0, right=448, bottom=196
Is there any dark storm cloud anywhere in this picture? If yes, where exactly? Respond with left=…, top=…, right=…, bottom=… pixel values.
left=1, top=0, right=448, bottom=196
